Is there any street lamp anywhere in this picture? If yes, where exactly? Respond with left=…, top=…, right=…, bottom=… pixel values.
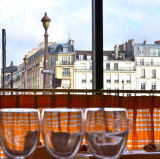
left=23, top=55, right=28, bottom=90
left=122, top=79, right=125, bottom=96
left=41, top=12, right=51, bottom=89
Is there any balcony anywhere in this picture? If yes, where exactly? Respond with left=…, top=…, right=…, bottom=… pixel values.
left=75, top=66, right=92, bottom=70
left=104, top=67, right=136, bottom=71
left=62, top=72, right=71, bottom=76
left=136, top=62, right=160, bottom=66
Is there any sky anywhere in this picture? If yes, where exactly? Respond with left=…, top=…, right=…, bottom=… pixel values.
left=0, top=0, right=160, bottom=66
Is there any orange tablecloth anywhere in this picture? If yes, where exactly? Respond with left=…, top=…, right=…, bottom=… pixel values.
left=0, top=94, right=160, bottom=158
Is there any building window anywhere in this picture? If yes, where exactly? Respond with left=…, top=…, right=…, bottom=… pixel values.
left=140, top=59, right=144, bottom=65
left=152, top=69, right=156, bottom=78
left=62, top=68, right=70, bottom=76
left=139, top=47, right=144, bottom=55
left=62, top=79, right=71, bottom=88
left=63, top=47, right=68, bottom=52
left=141, top=83, right=146, bottom=90
left=141, top=69, right=145, bottom=78
left=79, top=55, right=83, bottom=60
left=127, top=94, right=131, bottom=97
left=62, top=57, right=70, bottom=64
left=82, top=74, right=86, bottom=83
left=151, top=59, right=153, bottom=66
left=106, top=74, right=111, bottom=83
left=126, top=74, right=131, bottom=83
left=106, top=63, right=110, bottom=70
left=90, top=79, right=92, bottom=83
left=55, top=57, right=58, bottom=61
left=104, top=56, right=108, bottom=61
left=50, top=57, right=54, bottom=65
left=151, top=83, right=156, bottom=90
left=114, top=63, right=118, bottom=70
left=87, top=55, right=91, bottom=60
left=114, top=74, right=119, bottom=83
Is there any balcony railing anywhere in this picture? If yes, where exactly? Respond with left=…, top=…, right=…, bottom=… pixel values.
left=104, top=67, right=136, bottom=71
left=62, top=72, right=71, bottom=76
left=75, top=66, right=92, bottom=70
left=136, top=62, right=160, bottom=66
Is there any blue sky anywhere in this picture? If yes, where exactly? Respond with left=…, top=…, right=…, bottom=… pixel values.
left=0, top=0, right=160, bottom=66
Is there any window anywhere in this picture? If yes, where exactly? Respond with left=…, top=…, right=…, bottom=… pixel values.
left=126, top=74, right=131, bottom=83
left=150, top=48, right=159, bottom=56
left=140, top=59, right=144, bottom=65
left=141, top=69, right=145, bottom=78
left=106, top=63, right=110, bottom=70
left=151, top=83, right=156, bottom=90
left=90, top=79, right=92, bottom=83
left=127, top=94, right=131, bottom=97
left=82, top=74, right=86, bottom=83
left=62, top=57, right=70, bottom=64
left=104, top=56, right=108, bottom=61
left=62, top=68, right=70, bottom=76
left=114, top=63, right=118, bottom=70
left=106, top=74, right=111, bottom=83
left=141, top=83, right=146, bottom=90
left=55, top=57, right=58, bottom=61
left=81, top=64, right=86, bottom=70
left=87, top=55, right=91, bottom=60
left=63, top=47, right=68, bottom=52
left=50, top=57, right=54, bottom=65
left=151, top=59, right=153, bottom=66
left=152, top=69, right=156, bottom=78
left=114, top=74, right=119, bottom=83
left=62, top=79, right=71, bottom=88
left=90, top=63, right=92, bottom=70
left=79, top=55, right=83, bottom=60
left=139, top=47, right=144, bottom=55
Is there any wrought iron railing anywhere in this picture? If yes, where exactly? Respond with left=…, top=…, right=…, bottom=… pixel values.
left=0, top=88, right=159, bottom=96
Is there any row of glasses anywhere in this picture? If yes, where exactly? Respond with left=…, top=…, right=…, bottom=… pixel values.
left=0, top=108, right=131, bottom=159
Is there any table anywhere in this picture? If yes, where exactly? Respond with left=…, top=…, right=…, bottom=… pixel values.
left=31, top=147, right=160, bottom=159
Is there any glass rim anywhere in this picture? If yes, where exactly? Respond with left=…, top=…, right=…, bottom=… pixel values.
left=42, top=108, right=83, bottom=112
left=85, top=108, right=127, bottom=112
left=0, top=108, right=39, bottom=113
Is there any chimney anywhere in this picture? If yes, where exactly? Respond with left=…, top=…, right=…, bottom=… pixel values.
left=114, top=45, right=118, bottom=59
left=143, top=40, right=146, bottom=45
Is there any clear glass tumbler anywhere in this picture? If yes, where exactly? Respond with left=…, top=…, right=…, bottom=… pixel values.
left=0, top=108, right=40, bottom=159
left=85, top=108, right=128, bottom=159
left=42, top=108, right=84, bottom=159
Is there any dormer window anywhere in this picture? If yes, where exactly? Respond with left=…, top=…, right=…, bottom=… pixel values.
left=79, top=55, right=83, bottom=60
left=87, top=55, right=91, bottom=60
left=103, top=56, right=108, bottom=61
left=63, top=47, right=68, bottom=52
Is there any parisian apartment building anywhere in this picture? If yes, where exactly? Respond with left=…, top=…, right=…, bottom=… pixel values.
left=2, top=38, right=160, bottom=96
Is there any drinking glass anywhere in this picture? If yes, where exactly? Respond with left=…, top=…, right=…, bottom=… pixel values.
left=0, top=109, right=40, bottom=159
left=122, top=118, right=133, bottom=154
left=42, top=108, right=84, bottom=159
left=85, top=108, right=128, bottom=159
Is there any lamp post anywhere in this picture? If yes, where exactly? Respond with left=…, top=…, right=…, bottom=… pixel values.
left=122, top=79, right=125, bottom=96
left=23, top=55, right=28, bottom=91
left=41, top=12, right=51, bottom=89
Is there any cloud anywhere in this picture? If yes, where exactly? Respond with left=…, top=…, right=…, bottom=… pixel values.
left=0, top=0, right=160, bottom=66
